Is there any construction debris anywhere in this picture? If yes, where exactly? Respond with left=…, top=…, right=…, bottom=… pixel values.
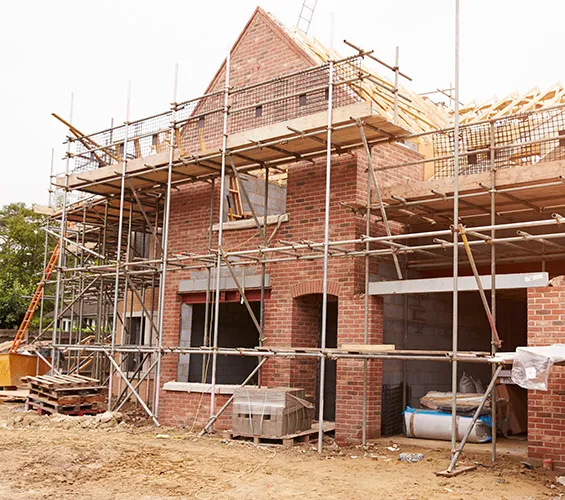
left=398, top=452, right=424, bottom=463
left=0, top=340, right=51, bottom=355
left=435, top=465, right=477, bottom=478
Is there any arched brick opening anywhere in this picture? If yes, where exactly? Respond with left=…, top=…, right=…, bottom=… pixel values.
left=291, top=288, right=339, bottom=422
left=291, top=279, right=341, bottom=299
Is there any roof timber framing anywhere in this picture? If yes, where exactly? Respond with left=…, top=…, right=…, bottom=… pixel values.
left=460, top=83, right=565, bottom=124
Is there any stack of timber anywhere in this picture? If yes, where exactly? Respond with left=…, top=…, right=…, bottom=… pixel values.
left=22, top=374, right=106, bottom=416
left=420, top=391, right=491, bottom=415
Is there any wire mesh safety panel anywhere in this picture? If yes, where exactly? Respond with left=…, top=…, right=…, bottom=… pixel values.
left=229, top=57, right=364, bottom=134
left=70, top=58, right=367, bottom=175
left=433, top=107, right=565, bottom=178
left=71, top=99, right=207, bottom=174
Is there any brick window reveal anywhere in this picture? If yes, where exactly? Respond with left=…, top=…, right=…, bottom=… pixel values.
left=177, top=302, right=260, bottom=385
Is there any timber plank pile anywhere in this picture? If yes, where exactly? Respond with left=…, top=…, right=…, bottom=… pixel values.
left=22, top=374, right=106, bottom=416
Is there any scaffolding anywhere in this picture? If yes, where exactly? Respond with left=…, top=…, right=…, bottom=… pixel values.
left=36, top=25, right=565, bottom=473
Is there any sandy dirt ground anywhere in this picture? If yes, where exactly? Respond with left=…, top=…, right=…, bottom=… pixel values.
left=0, top=402, right=561, bottom=500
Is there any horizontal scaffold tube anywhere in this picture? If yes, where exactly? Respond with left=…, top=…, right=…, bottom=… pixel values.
left=52, top=344, right=503, bottom=364
left=47, top=216, right=565, bottom=274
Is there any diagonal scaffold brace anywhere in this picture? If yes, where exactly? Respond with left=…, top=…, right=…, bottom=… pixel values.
left=436, top=364, right=504, bottom=477
left=103, top=348, right=160, bottom=426
left=458, top=224, right=503, bottom=348
left=356, top=120, right=403, bottom=279
left=199, top=357, right=268, bottom=436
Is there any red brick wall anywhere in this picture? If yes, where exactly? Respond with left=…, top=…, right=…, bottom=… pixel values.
left=375, top=141, right=424, bottom=187
left=205, top=7, right=314, bottom=93
left=259, top=154, right=382, bottom=444
left=158, top=152, right=381, bottom=438
left=157, top=6, right=426, bottom=442
left=527, top=285, right=565, bottom=469
left=160, top=387, right=232, bottom=430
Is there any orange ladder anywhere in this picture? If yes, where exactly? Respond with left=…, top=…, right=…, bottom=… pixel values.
left=9, top=241, right=61, bottom=353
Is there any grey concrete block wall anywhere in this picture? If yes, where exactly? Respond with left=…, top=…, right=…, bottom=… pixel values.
left=223, top=175, right=287, bottom=219
left=177, top=304, right=193, bottom=382
left=380, top=264, right=498, bottom=408
left=190, top=266, right=261, bottom=281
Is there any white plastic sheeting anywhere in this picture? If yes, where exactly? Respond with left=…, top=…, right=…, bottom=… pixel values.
left=511, top=344, right=565, bottom=390
left=403, top=407, right=491, bottom=443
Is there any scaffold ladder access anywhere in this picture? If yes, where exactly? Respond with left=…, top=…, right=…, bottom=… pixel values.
left=296, top=0, right=318, bottom=35
left=9, top=241, right=61, bottom=353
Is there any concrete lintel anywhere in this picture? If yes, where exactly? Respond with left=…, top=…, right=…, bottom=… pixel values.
left=369, top=272, right=549, bottom=295
left=163, top=381, right=256, bottom=395
left=179, top=274, right=271, bottom=294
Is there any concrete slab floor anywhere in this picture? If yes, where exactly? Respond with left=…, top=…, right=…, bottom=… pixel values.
left=377, top=435, right=528, bottom=459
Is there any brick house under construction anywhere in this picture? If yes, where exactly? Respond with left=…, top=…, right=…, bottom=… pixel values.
left=48, top=6, right=565, bottom=466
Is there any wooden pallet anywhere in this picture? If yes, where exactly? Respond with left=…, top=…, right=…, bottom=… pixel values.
left=22, top=374, right=100, bottom=389
left=26, top=399, right=101, bottom=417
left=26, top=395, right=102, bottom=413
left=0, top=389, right=29, bottom=402
left=27, top=383, right=105, bottom=400
left=224, top=422, right=335, bottom=447
left=22, top=374, right=106, bottom=416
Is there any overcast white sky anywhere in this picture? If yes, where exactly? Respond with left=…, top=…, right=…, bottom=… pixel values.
left=1, top=0, right=563, bottom=206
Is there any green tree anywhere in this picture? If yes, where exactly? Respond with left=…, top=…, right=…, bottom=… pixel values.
left=0, top=203, right=46, bottom=328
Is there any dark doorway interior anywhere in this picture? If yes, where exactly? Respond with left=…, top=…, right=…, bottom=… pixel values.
left=317, top=300, right=337, bottom=421
left=188, top=302, right=260, bottom=384
left=125, top=316, right=143, bottom=372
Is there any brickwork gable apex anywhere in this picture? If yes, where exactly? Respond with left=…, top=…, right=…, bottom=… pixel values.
left=203, top=6, right=317, bottom=93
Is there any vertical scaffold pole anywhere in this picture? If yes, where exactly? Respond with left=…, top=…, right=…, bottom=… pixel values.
left=451, top=0, right=461, bottom=452
left=147, top=200, right=159, bottom=402
left=52, top=93, right=73, bottom=373
left=95, top=200, right=109, bottom=380
left=38, top=149, right=55, bottom=343
left=153, top=64, right=179, bottom=419
left=76, top=204, right=87, bottom=371
left=259, top=166, right=269, bottom=387
left=489, top=121, right=498, bottom=463
left=117, top=203, right=133, bottom=403
left=210, top=51, right=231, bottom=423
left=202, top=178, right=215, bottom=383
left=317, top=57, right=334, bottom=454
left=108, top=81, right=131, bottom=410
left=393, top=46, right=399, bottom=125
left=362, top=132, right=371, bottom=445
